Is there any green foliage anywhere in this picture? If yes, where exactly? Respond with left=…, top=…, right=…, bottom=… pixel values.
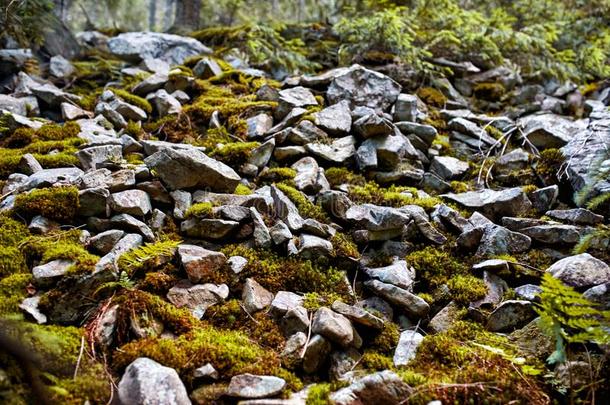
left=572, top=225, right=610, bottom=255
left=0, top=0, right=54, bottom=46
left=535, top=273, right=610, bottom=365
left=406, top=246, right=469, bottom=290
left=306, top=383, right=331, bottom=405
left=330, top=232, right=360, bottom=259
left=447, top=274, right=487, bottom=306
left=348, top=181, right=443, bottom=212
left=118, top=239, right=181, bottom=275
left=192, top=23, right=321, bottom=74
left=14, top=186, right=80, bottom=221
left=234, top=183, right=253, bottom=195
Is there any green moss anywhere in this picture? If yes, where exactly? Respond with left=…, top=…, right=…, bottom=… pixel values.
left=124, top=120, right=145, bottom=139
left=114, top=325, right=281, bottom=383
left=416, top=87, right=447, bottom=107
left=447, top=274, right=487, bottom=306
left=234, top=183, right=253, bottom=195
left=330, top=232, right=360, bottom=259
left=110, top=88, right=153, bottom=115
left=14, top=186, right=79, bottom=221
left=0, top=214, right=29, bottom=246
left=184, top=202, right=215, bottom=219
left=0, top=273, right=32, bottom=315
left=124, top=153, right=144, bottom=165
left=361, top=350, right=394, bottom=371
left=369, top=322, right=399, bottom=354
left=473, top=82, right=506, bottom=101
left=535, top=148, right=564, bottom=180
left=276, top=183, right=329, bottom=223
left=35, top=122, right=80, bottom=141
left=325, top=167, right=366, bottom=187
left=209, top=141, right=260, bottom=166
left=406, top=246, right=469, bottom=290
left=259, top=167, right=297, bottom=183
left=450, top=180, right=468, bottom=193
left=348, top=181, right=443, bottom=212
left=306, top=383, right=331, bottom=405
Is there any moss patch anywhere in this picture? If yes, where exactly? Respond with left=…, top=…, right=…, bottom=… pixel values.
left=14, top=186, right=79, bottom=222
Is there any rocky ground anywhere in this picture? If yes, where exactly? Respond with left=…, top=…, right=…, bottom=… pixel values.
left=0, top=31, right=609, bottom=404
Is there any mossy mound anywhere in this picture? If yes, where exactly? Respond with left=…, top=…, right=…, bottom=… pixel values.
left=14, top=186, right=80, bottom=222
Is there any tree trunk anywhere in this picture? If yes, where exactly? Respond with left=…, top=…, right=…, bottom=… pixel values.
left=173, top=0, right=201, bottom=32
left=149, top=0, right=157, bottom=30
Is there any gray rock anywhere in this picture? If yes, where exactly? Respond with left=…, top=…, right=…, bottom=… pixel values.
left=49, top=55, right=75, bottom=78
left=0, top=94, right=32, bottom=116
left=109, top=214, right=155, bottom=241
left=248, top=138, right=275, bottom=170
left=297, top=234, right=333, bottom=259
left=193, top=363, right=219, bottom=380
left=177, top=244, right=226, bottom=284
left=76, top=145, right=123, bottom=171
left=287, top=120, right=329, bottom=145
left=109, top=190, right=151, bottom=216
left=270, top=185, right=304, bottom=232
left=144, top=147, right=241, bottom=192
left=518, top=113, right=583, bottom=149
left=356, top=132, right=416, bottom=171
left=545, top=208, right=604, bottom=225
left=486, top=300, right=536, bottom=332
left=61, top=102, right=91, bottom=120
left=306, top=135, right=356, bottom=164
left=193, top=57, right=222, bottom=79
left=395, top=121, right=437, bottom=145
left=476, top=225, right=531, bottom=256
left=494, top=148, right=530, bottom=174
left=353, top=113, right=393, bottom=138
left=276, top=86, right=318, bottom=119
left=331, top=301, right=384, bottom=330
left=90, top=230, right=125, bottom=254
left=442, top=187, right=532, bottom=219
left=19, top=295, right=47, bottom=324
left=312, top=307, right=354, bottom=347
left=181, top=218, right=239, bottom=239
left=78, top=187, right=110, bottom=217
left=132, top=72, right=169, bottom=95
left=394, top=94, right=419, bottom=122
left=247, top=113, right=273, bottom=139
left=330, top=349, right=361, bottom=381
left=300, top=334, right=331, bottom=374
left=32, top=259, right=73, bottom=286
left=515, top=284, right=542, bottom=302
left=28, top=215, right=59, bottom=234
left=31, top=83, right=80, bottom=106
left=228, top=255, right=248, bottom=274
left=167, top=280, right=229, bottom=319
left=448, top=117, right=497, bottom=147
left=108, top=31, right=211, bottom=65
left=242, top=278, right=274, bottom=313
left=251, top=207, right=272, bottom=248
left=393, top=330, right=424, bottom=366
left=346, top=204, right=410, bottom=232
left=365, top=279, right=430, bottom=319
left=171, top=190, right=191, bottom=220
left=318, top=190, right=352, bottom=221
left=313, top=100, right=352, bottom=135
left=270, top=291, right=304, bottom=317
left=227, top=374, right=285, bottom=399
left=292, top=157, right=324, bottom=193
left=280, top=305, right=310, bottom=336
left=118, top=357, right=190, bottom=405
left=329, top=370, right=411, bottom=405
left=149, top=89, right=181, bottom=116
left=546, top=253, right=610, bottom=288
left=269, top=221, right=292, bottom=245
left=530, top=185, right=559, bottom=213
left=428, top=302, right=461, bottom=334
left=327, top=64, right=401, bottom=111
left=364, top=260, right=415, bottom=290
left=519, top=224, right=582, bottom=245
left=430, top=156, right=469, bottom=180
left=95, top=233, right=143, bottom=273
left=583, top=282, right=610, bottom=310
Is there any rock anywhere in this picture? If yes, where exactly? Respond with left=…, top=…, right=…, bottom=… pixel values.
left=171, top=190, right=191, bottom=220
left=395, top=121, right=437, bottom=145
left=329, top=370, right=411, bottom=405
left=242, top=278, right=274, bottom=313
left=181, top=218, right=239, bottom=239
left=312, top=307, right=354, bottom=347
left=19, top=296, right=47, bottom=324
left=148, top=89, right=182, bottom=115
left=270, top=185, right=304, bottom=231
left=583, top=283, right=610, bottom=310
left=331, top=301, right=384, bottom=330
left=486, top=300, right=536, bottom=332
left=193, top=57, right=222, bottom=79
left=118, top=357, right=190, bottom=405
left=297, top=234, right=333, bottom=259
left=515, top=284, right=542, bottom=302
left=518, top=113, right=583, bottom=149
left=28, top=215, right=59, bottom=234
left=353, top=113, right=394, bottom=138
left=327, top=64, right=401, bottom=111
left=292, top=157, right=324, bottom=193
left=545, top=208, right=604, bottom=225
left=394, top=94, right=419, bottom=122
left=442, top=187, right=532, bottom=220
left=31, top=83, right=80, bottom=106
left=530, top=185, right=559, bottom=213
left=306, top=135, right=356, bottom=164
left=0, top=94, right=32, bottom=116
left=110, top=98, right=148, bottom=121
left=448, top=117, right=497, bottom=147
left=356, top=132, right=417, bottom=171
left=546, top=253, right=610, bottom=288
left=247, top=114, right=274, bottom=139
left=0, top=48, right=33, bottom=75
left=108, top=31, right=211, bottom=65
left=519, top=224, right=582, bottom=245
left=364, top=260, right=415, bottom=290
left=365, top=280, right=430, bottom=319
left=429, top=302, right=461, bottom=333
left=132, top=72, right=169, bottom=95
left=144, top=147, right=241, bottom=192
left=226, top=374, right=286, bottom=399
left=32, top=259, right=73, bottom=286
left=49, top=55, right=75, bottom=78
left=167, top=280, right=229, bottom=319
left=330, top=349, right=361, bottom=381
left=393, top=330, right=424, bottom=366
left=276, top=86, right=318, bottom=119
left=193, top=363, right=219, bottom=380
left=313, top=100, right=352, bottom=135
left=280, top=306, right=310, bottom=336
left=251, top=207, right=272, bottom=248
left=269, top=221, right=292, bottom=245
left=76, top=145, right=123, bottom=171
left=494, top=148, right=530, bottom=174
left=109, top=190, right=152, bottom=216
left=248, top=138, right=275, bottom=170
left=96, top=233, right=143, bottom=273
left=430, top=156, right=469, bottom=180
left=228, top=255, right=248, bottom=274
left=177, top=244, right=226, bottom=284
left=61, top=102, right=91, bottom=120
left=90, top=230, right=125, bottom=254
left=476, top=225, right=531, bottom=256
left=270, top=291, right=304, bottom=317
left=346, top=204, right=410, bottom=232
left=110, top=214, right=155, bottom=241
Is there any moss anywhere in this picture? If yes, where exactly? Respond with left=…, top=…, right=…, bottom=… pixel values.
left=14, top=186, right=79, bottom=221
left=114, top=325, right=281, bottom=383
left=450, top=180, right=468, bottom=193
left=208, top=141, right=260, bottom=166
left=473, top=82, right=506, bottom=101
left=306, top=383, right=331, bottom=405
left=485, top=124, right=504, bottom=140
left=124, top=153, right=144, bottom=165
left=117, top=239, right=181, bottom=275
left=418, top=292, right=434, bottom=304
left=258, top=167, right=297, bottom=184
left=522, top=184, right=538, bottom=194
left=110, top=88, right=153, bottom=115
left=361, top=350, right=394, bottom=371
left=416, top=87, right=447, bottom=107
left=431, top=134, right=453, bottom=155
left=535, top=148, right=564, bottom=181
left=276, top=183, right=330, bottom=223
left=0, top=246, right=28, bottom=277
left=348, top=181, right=443, bottom=212
left=234, top=183, right=253, bottom=195
left=447, top=274, right=487, bottom=306
left=369, top=322, right=399, bottom=354
left=124, top=120, right=145, bottom=139
left=0, top=214, right=29, bottom=247
left=35, top=122, right=80, bottom=141
left=184, top=202, right=215, bottom=219
left=406, top=246, right=469, bottom=290
left=325, top=167, right=366, bottom=187
left=330, top=232, right=360, bottom=259
left=0, top=273, right=32, bottom=315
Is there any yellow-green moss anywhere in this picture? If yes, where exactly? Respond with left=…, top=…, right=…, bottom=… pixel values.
left=473, top=82, right=506, bottom=101
left=14, top=186, right=79, bottom=221
left=259, top=167, right=297, bottom=184
left=361, top=350, right=394, bottom=371
left=450, top=180, right=468, bottom=193
left=349, top=181, right=442, bottom=212
left=447, top=274, right=488, bottom=306
left=209, top=141, right=260, bottom=166
left=306, top=383, right=331, bottom=405
left=276, top=183, right=330, bottom=223
left=369, top=322, right=400, bottom=354
left=416, top=87, right=447, bottom=107
left=184, top=202, right=215, bottom=219
left=0, top=273, right=32, bottom=315
left=406, top=246, right=469, bottom=290
left=234, top=183, right=253, bottom=195
left=330, top=232, right=360, bottom=259
left=325, top=167, right=366, bottom=187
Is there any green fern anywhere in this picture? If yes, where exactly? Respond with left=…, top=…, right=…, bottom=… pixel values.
left=118, top=239, right=182, bottom=274
left=535, top=273, right=610, bottom=365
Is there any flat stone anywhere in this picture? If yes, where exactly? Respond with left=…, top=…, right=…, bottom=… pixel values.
left=346, top=204, right=410, bottom=232
left=306, top=135, right=356, bottom=164
left=364, top=260, right=415, bottom=290
left=302, top=335, right=332, bottom=374
left=181, top=218, right=239, bottom=239
left=329, top=370, right=411, bottom=405
left=486, top=300, right=536, bottom=332
left=442, top=187, right=532, bottom=220
left=270, top=291, right=304, bottom=317
left=393, top=330, right=424, bottom=366
left=331, top=301, right=384, bottom=330
left=167, top=280, right=229, bottom=319
left=242, top=278, right=274, bottom=313
left=430, top=156, right=469, bottom=180
left=365, top=280, right=430, bottom=319
left=109, top=190, right=152, bottom=216
left=177, top=244, right=226, bottom=284
left=545, top=208, right=604, bottom=225
left=32, top=259, right=74, bottom=286
left=313, top=100, right=352, bottom=135
left=90, top=230, right=125, bottom=255
left=519, top=224, right=582, bottom=245
left=227, top=374, right=286, bottom=399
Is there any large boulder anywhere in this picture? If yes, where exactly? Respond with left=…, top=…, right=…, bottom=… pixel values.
left=546, top=253, right=610, bottom=289
left=118, top=357, right=190, bottom=405
left=108, top=32, right=211, bottom=65
left=442, top=188, right=532, bottom=220
left=327, top=65, right=401, bottom=112
left=144, top=147, right=240, bottom=192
